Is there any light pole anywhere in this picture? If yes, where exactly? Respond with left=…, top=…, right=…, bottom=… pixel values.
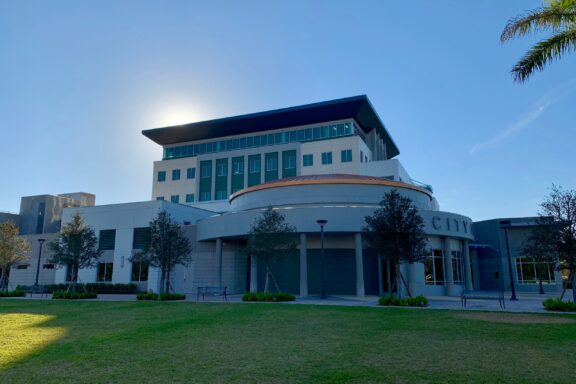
left=500, top=221, right=518, bottom=301
left=34, top=238, right=46, bottom=287
left=317, top=219, right=327, bottom=299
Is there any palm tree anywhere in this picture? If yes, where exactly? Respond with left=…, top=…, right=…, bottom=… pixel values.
left=501, top=0, right=576, bottom=82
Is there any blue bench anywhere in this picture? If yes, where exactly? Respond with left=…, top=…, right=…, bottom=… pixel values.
left=24, top=285, right=49, bottom=298
left=197, top=286, right=227, bottom=301
left=461, top=289, right=506, bottom=309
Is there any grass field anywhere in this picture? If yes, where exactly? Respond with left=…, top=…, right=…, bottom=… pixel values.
left=1, top=300, right=575, bottom=383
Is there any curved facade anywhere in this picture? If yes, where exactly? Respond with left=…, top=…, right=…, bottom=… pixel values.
left=197, top=174, right=473, bottom=297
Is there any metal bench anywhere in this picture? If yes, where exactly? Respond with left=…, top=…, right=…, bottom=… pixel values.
left=197, top=286, right=227, bottom=301
left=25, top=285, right=49, bottom=298
left=461, top=289, right=506, bottom=309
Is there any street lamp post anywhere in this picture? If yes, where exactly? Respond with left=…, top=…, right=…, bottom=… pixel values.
left=500, top=221, right=518, bottom=301
left=317, top=219, right=327, bottom=299
left=34, top=238, right=46, bottom=287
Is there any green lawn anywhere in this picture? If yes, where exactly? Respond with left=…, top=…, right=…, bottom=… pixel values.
left=1, top=300, right=575, bottom=383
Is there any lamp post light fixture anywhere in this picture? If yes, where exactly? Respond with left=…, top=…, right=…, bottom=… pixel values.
left=317, top=219, right=327, bottom=299
left=500, top=221, right=518, bottom=301
left=34, top=238, right=46, bottom=287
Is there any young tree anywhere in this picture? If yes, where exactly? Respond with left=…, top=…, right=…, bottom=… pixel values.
left=364, top=190, right=428, bottom=298
left=131, top=211, right=192, bottom=293
left=520, top=218, right=560, bottom=294
left=48, top=213, right=101, bottom=292
left=537, top=185, right=576, bottom=302
left=501, top=0, right=576, bottom=82
left=245, top=207, right=297, bottom=293
left=0, top=221, right=31, bottom=291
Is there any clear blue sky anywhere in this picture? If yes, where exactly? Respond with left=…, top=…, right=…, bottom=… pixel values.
left=1, top=0, right=574, bottom=221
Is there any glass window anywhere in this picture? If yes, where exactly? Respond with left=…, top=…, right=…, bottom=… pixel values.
left=201, top=164, right=212, bottom=178
left=185, top=194, right=195, bottom=203
left=171, top=195, right=180, bottom=204
left=217, top=161, right=227, bottom=176
left=98, top=229, right=116, bottom=251
left=97, top=263, right=113, bottom=282
left=321, top=152, right=332, bottom=165
left=187, top=168, right=196, bottom=179
left=131, top=261, right=149, bottom=282
left=216, top=190, right=228, bottom=200
left=425, top=249, right=445, bottom=285
left=233, top=160, right=244, bottom=175
left=156, top=196, right=164, bottom=201
left=515, top=257, right=556, bottom=284
left=451, top=250, right=463, bottom=284
left=157, top=171, right=166, bottom=182
left=341, top=149, right=352, bottom=163
left=132, top=227, right=151, bottom=250
left=200, top=191, right=211, bottom=201
left=284, top=154, right=296, bottom=169
left=303, top=154, right=313, bottom=167
left=172, top=169, right=181, bottom=181
left=265, top=155, right=278, bottom=171
left=249, top=157, right=261, bottom=173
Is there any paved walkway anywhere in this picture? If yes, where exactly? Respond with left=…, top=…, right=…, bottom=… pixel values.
left=11, top=290, right=575, bottom=314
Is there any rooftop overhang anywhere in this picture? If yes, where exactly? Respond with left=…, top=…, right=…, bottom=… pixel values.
left=142, top=95, right=400, bottom=158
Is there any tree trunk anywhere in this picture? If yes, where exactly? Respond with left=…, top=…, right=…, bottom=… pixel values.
left=386, top=260, right=392, bottom=294
left=538, top=278, right=544, bottom=295
left=572, top=270, right=576, bottom=304
left=166, top=269, right=171, bottom=293
left=0, top=268, right=8, bottom=291
left=160, top=270, right=166, bottom=294
left=264, top=267, right=270, bottom=293
left=395, top=263, right=401, bottom=299
left=398, top=268, right=412, bottom=298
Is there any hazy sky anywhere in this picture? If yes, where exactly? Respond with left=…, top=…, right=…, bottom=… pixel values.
left=1, top=0, right=574, bottom=221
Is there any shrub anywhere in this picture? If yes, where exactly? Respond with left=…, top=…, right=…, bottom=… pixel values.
left=379, top=294, right=428, bottom=307
left=52, top=291, right=97, bottom=300
left=242, top=292, right=296, bottom=302
left=0, top=289, right=26, bottom=298
left=543, top=298, right=576, bottom=312
left=137, top=292, right=186, bottom=301
left=41, top=283, right=137, bottom=294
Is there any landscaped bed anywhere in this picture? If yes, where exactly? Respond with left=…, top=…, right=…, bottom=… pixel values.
left=0, top=301, right=575, bottom=383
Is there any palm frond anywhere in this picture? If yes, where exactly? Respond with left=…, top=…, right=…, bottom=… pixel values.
left=501, top=7, right=576, bottom=42
left=512, top=28, right=576, bottom=82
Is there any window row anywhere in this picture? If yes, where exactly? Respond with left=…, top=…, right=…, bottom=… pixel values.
left=65, top=261, right=149, bottom=283
left=163, top=122, right=354, bottom=160
left=157, top=168, right=196, bottom=182
left=424, top=249, right=465, bottom=285
left=302, top=149, right=353, bottom=167
left=156, top=194, right=195, bottom=204
left=515, top=257, right=557, bottom=284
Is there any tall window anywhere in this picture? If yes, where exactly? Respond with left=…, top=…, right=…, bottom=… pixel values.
left=265, top=155, right=278, bottom=171
left=157, top=171, right=166, bottom=182
left=515, top=257, right=557, bottom=284
left=321, top=152, right=332, bottom=165
left=132, top=227, right=151, bottom=250
left=217, top=161, right=228, bottom=176
left=233, top=160, right=244, bottom=175
left=187, top=168, right=196, bottom=179
left=249, top=156, right=261, bottom=173
left=216, top=190, right=228, bottom=200
left=131, top=261, right=149, bottom=282
left=303, top=154, right=313, bottom=167
left=201, top=164, right=212, bottom=178
left=97, top=263, right=113, bottom=282
left=341, top=149, right=352, bottom=163
left=98, top=230, right=116, bottom=251
left=424, top=249, right=445, bottom=285
left=172, top=169, right=181, bottom=181
left=451, top=250, right=463, bottom=284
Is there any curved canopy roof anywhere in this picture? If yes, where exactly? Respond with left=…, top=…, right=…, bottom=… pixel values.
left=142, top=95, right=400, bottom=158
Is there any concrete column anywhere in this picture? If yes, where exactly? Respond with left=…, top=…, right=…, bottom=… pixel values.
left=249, top=256, right=258, bottom=293
left=215, top=238, right=222, bottom=286
left=299, top=233, right=308, bottom=297
left=377, top=257, right=383, bottom=295
left=354, top=233, right=365, bottom=297
left=462, top=240, right=473, bottom=291
left=408, top=262, right=419, bottom=297
left=443, top=237, right=456, bottom=296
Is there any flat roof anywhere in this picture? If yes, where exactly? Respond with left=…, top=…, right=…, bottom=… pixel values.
left=142, top=95, right=400, bottom=158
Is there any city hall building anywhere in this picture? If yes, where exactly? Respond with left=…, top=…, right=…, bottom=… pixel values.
left=1, top=96, right=562, bottom=296
left=56, top=96, right=476, bottom=297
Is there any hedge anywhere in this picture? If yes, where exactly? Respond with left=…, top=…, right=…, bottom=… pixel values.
left=18, top=283, right=138, bottom=294
left=543, top=298, right=576, bottom=312
left=52, top=291, right=97, bottom=300
left=379, top=294, right=428, bottom=307
left=0, top=289, right=26, bottom=298
left=242, top=292, right=296, bottom=302
left=137, top=292, right=186, bottom=301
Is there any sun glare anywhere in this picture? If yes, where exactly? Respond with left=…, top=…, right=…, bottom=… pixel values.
left=157, top=107, right=202, bottom=127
